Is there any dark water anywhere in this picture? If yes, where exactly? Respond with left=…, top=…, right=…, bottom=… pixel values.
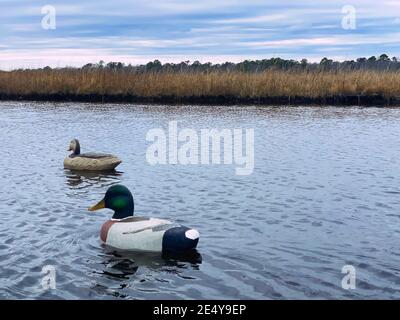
left=1, top=101, right=400, bottom=299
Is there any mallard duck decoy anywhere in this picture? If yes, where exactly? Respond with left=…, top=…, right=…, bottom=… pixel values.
left=64, top=139, right=122, bottom=171
left=88, top=185, right=200, bottom=253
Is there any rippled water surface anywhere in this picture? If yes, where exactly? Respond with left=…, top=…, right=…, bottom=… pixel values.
left=1, top=101, right=400, bottom=299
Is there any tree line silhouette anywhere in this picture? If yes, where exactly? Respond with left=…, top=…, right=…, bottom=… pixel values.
left=28, top=54, right=400, bottom=73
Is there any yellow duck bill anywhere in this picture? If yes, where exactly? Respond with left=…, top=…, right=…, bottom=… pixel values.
left=88, top=198, right=105, bottom=211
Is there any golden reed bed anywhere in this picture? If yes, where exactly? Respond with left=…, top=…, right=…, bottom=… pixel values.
left=0, top=69, right=399, bottom=102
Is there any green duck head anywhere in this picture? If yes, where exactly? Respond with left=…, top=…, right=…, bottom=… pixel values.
left=88, top=185, right=134, bottom=220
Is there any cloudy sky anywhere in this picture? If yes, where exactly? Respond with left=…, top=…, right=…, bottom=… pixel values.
left=1, top=0, right=400, bottom=69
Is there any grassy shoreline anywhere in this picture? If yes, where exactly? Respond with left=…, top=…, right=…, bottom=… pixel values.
left=0, top=92, right=398, bottom=106
left=1, top=69, right=400, bottom=106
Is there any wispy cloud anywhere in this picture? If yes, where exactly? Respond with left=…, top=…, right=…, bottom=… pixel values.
left=214, top=14, right=289, bottom=24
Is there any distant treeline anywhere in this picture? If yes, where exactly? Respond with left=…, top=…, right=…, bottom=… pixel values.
left=2, top=54, right=400, bottom=106
left=14, top=53, right=400, bottom=73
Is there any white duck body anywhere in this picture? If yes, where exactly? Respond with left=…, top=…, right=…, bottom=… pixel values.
left=64, top=139, right=121, bottom=171
left=100, top=216, right=200, bottom=253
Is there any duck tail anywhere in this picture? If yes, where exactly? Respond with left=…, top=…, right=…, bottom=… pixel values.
left=162, top=226, right=199, bottom=253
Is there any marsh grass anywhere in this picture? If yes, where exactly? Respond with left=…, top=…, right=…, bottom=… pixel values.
left=0, top=69, right=399, bottom=99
